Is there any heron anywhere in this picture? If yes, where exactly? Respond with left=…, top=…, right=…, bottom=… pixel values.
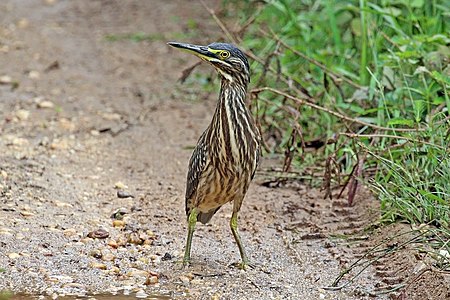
left=168, top=41, right=260, bottom=269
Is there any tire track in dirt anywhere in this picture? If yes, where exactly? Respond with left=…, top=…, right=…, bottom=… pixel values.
left=276, top=182, right=450, bottom=300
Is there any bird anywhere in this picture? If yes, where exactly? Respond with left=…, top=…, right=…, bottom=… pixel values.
left=168, top=41, right=261, bottom=269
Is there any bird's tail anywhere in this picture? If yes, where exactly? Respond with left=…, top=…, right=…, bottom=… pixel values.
left=197, top=207, right=221, bottom=224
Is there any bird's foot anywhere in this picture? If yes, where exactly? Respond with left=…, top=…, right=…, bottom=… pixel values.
left=181, top=258, right=191, bottom=269
left=231, top=260, right=255, bottom=270
left=175, top=257, right=192, bottom=269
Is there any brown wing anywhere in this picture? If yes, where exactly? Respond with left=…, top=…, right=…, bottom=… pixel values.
left=251, top=143, right=260, bottom=180
left=185, top=132, right=209, bottom=216
left=250, top=130, right=262, bottom=180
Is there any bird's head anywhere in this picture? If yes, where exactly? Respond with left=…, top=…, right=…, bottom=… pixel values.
left=168, top=41, right=250, bottom=84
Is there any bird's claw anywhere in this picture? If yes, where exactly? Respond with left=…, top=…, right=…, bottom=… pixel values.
left=231, top=260, right=255, bottom=270
left=176, top=258, right=191, bottom=270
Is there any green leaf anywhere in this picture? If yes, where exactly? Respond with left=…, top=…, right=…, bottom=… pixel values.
left=387, top=118, right=415, bottom=127
left=418, top=189, right=446, bottom=204
left=383, top=7, right=402, bottom=17
left=350, top=18, right=361, bottom=36
left=432, top=97, right=445, bottom=105
left=337, top=102, right=366, bottom=114
left=431, top=71, right=450, bottom=85
left=411, top=0, right=424, bottom=8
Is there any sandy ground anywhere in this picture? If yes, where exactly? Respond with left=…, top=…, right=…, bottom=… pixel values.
left=0, top=1, right=448, bottom=300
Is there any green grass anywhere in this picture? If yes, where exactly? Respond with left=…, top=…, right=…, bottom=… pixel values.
left=222, top=0, right=449, bottom=243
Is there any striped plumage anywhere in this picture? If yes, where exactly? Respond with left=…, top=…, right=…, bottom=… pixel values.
left=168, top=41, right=260, bottom=269
left=187, top=74, right=260, bottom=223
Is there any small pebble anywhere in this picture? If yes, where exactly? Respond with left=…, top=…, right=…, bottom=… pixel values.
left=80, top=237, right=93, bottom=244
left=110, top=207, right=128, bottom=220
left=117, top=190, right=134, bottom=199
left=7, top=252, right=20, bottom=259
left=146, top=276, right=158, bottom=285
left=15, top=109, right=30, bottom=121
left=20, top=211, right=35, bottom=217
left=161, top=252, right=172, bottom=261
left=112, top=220, right=125, bottom=227
left=0, top=228, right=13, bottom=235
left=129, top=270, right=149, bottom=285
left=50, top=139, right=69, bottom=150
left=107, top=239, right=119, bottom=249
left=129, top=269, right=148, bottom=278
left=128, top=232, right=143, bottom=245
left=114, top=181, right=128, bottom=189
left=55, top=201, right=73, bottom=208
left=135, top=290, right=148, bottom=298
left=101, top=248, right=115, bottom=261
left=88, top=228, right=109, bottom=239
left=138, top=257, right=149, bottom=264
left=63, top=228, right=77, bottom=237
left=211, top=294, right=220, bottom=300
left=17, top=18, right=29, bottom=29
left=146, top=230, right=156, bottom=239
left=179, top=275, right=191, bottom=284
left=28, top=70, right=40, bottom=79
left=116, top=235, right=128, bottom=246
left=0, top=75, right=12, bottom=83
left=37, top=100, right=54, bottom=109
left=89, top=262, right=107, bottom=270
left=89, top=249, right=102, bottom=259
left=90, top=130, right=100, bottom=136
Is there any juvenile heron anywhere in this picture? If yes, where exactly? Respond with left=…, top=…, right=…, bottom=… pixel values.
left=168, top=41, right=260, bottom=269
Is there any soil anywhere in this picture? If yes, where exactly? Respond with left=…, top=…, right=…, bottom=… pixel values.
left=0, top=1, right=448, bottom=300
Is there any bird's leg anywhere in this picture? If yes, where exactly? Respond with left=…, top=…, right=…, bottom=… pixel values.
left=230, top=211, right=252, bottom=270
left=183, top=208, right=198, bottom=266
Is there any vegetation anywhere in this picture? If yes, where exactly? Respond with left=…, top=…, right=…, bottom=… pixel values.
left=220, top=0, right=449, bottom=249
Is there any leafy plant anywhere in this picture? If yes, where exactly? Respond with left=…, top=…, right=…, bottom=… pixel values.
left=221, top=0, right=449, bottom=227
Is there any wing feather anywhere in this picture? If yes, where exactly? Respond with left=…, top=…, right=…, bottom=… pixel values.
left=185, top=132, right=209, bottom=215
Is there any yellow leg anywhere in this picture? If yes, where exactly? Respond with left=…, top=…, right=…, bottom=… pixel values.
left=230, top=211, right=251, bottom=269
left=183, top=208, right=198, bottom=266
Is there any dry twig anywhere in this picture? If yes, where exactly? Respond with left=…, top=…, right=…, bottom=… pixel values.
left=341, top=133, right=445, bottom=150
left=252, top=87, right=425, bottom=132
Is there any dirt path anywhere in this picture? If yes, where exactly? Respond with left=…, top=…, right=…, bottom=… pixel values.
left=1, top=1, right=447, bottom=300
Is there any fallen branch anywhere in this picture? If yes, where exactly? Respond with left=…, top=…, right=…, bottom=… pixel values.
left=341, top=133, right=445, bottom=150
left=252, top=87, right=425, bottom=132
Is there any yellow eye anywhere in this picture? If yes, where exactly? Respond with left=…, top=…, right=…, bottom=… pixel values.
left=219, top=51, right=230, bottom=59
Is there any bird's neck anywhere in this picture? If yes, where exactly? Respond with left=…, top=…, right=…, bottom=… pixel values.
left=207, top=78, right=257, bottom=166
left=219, top=79, right=248, bottom=108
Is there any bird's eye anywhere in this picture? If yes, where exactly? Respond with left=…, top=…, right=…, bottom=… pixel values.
left=219, top=51, right=230, bottom=59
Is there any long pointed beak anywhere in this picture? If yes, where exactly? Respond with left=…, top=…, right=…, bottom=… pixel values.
left=167, top=42, right=215, bottom=61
